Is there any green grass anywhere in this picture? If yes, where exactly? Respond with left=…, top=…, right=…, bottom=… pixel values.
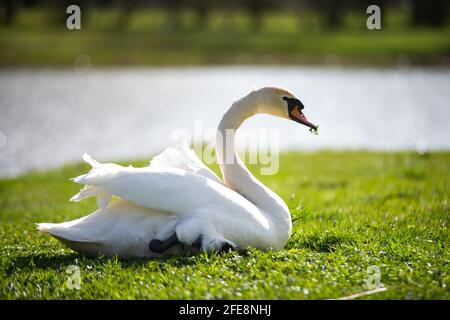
left=1, top=9, right=450, bottom=66
left=0, top=151, right=449, bottom=299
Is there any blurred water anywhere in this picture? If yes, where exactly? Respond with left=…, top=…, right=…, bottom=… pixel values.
left=0, top=66, right=449, bottom=178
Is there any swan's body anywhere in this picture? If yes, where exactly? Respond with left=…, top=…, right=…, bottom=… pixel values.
left=37, top=86, right=317, bottom=258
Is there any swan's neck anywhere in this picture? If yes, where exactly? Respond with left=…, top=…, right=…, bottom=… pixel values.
left=216, top=93, right=291, bottom=231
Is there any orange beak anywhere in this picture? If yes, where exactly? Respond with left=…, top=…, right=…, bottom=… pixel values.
left=289, top=106, right=318, bottom=131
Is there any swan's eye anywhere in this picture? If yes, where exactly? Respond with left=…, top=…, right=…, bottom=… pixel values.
left=283, top=96, right=304, bottom=112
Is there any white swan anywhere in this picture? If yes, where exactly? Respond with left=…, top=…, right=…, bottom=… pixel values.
left=37, top=86, right=318, bottom=258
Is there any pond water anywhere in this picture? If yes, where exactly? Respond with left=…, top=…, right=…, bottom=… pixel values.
left=0, top=66, right=449, bottom=177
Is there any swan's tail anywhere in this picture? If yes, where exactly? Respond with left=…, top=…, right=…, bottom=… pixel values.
left=36, top=222, right=57, bottom=235
left=36, top=220, right=98, bottom=244
left=36, top=221, right=104, bottom=257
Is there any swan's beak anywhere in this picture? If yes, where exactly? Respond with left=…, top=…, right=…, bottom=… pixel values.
left=289, top=105, right=318, bottom=130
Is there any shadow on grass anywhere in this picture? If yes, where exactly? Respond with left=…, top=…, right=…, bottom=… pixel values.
left=289, top=233, right=355, bottom=253
left=7, top=251, right=205, bottom=274
left=5, top=253, right=82, bottom=273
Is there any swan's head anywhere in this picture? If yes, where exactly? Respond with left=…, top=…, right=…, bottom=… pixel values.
left=254, top=86, right=318, bottom=132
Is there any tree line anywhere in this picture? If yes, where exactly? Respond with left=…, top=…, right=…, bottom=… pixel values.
left=1, top=0, right=448, bottom=28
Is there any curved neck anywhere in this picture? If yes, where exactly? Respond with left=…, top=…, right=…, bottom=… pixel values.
left=215, top=93, right=290, bottom=220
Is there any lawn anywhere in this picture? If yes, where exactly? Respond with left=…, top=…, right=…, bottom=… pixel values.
left=0, top=151, right=448, bottom=299
left=1, top=9, right=450, bottom=66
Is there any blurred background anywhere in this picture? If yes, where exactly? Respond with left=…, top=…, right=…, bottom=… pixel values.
left=0, top=0, right=449, bottom=177
left=1, top=0, right=450, bottom=65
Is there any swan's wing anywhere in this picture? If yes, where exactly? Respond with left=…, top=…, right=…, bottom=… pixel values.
left=70, top=154, right=128, bottom=209
left=149, top=141, right=223, bottom=185
left=71, top=160, right=257, bottom=220
left=71, top=143, right=224, bottom=210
